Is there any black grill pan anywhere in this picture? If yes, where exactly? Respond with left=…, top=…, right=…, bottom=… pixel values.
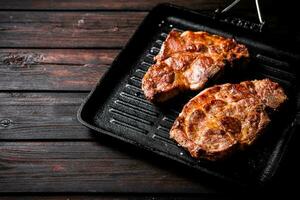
left=77, top=4, right=299, bottom=186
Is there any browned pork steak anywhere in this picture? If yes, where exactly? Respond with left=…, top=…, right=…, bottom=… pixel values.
left=142, top=30, right=249, bottom=102
left=170, top=79, right=287, bottom=160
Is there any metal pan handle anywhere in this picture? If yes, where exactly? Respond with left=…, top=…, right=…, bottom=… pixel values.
left=214, top=0, right=265, bottom=32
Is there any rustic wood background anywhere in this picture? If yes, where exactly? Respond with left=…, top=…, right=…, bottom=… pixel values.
left=0, top=0, right=299, bottom=198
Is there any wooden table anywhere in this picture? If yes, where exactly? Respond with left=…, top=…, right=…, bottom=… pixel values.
left=0, top=0, right=299, bottom=198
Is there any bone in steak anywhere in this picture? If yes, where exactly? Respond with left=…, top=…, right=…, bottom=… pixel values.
left=170, top=79, right=287, bottom=160
left=142, top=30, right=249, bottom=102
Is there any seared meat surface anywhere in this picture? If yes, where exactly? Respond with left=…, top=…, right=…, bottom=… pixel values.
left=170, top=79, right=287, bottom=160
left=142, top=30, right=249, bottom=102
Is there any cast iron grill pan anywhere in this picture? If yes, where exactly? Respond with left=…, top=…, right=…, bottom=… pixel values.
left=78, top=4, right=299, bottom=186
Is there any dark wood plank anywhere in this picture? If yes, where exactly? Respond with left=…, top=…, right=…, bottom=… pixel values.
left=0, top=12, right=146, bottom=48
left=0, top=49, right=118, bottom=90
left=0, top=11, right=297, bottom=49
left=0, top=195, right=207, bottom=200
left=0, top=0, right=226, bottom=11
left=0, top=92, right=93, bottom=140
left=0, top=139, right=297, bottom=193
left=0, top=141, right=217, bottom=193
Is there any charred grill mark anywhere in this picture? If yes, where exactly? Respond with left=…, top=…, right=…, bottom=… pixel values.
left=203, top=99, right=227, bottom=114
left=187, top=109, right=206, bottom=140
left=220, top=116, right=242, bottom=136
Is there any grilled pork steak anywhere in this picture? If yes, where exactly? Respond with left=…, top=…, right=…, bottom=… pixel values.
left=170, top=79, right=287, bottom=160
left=142, top=30, right=249, bottom=102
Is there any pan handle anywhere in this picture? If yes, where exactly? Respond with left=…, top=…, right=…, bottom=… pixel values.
left=213, top=0, right=265, bottom=32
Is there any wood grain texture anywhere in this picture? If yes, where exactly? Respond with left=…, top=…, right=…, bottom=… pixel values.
left=0, top=49, right=118, bottom=90
left=0, top=0, right=226, bottom=11
left=0, top=196, right=207, bottom=200
left=0, top=141, right=218, bottom=193
left=0, top=92, right=93, bottom=140
left=0, top=12, right=146, bottom=48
